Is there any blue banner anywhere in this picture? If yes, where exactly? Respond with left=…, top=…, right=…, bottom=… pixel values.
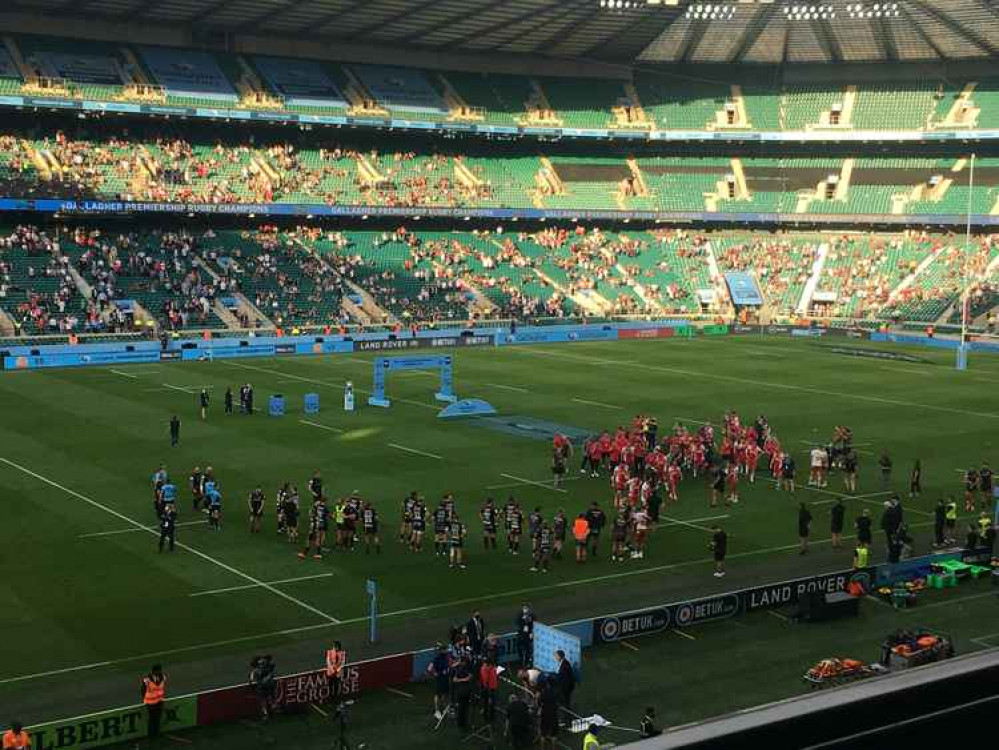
left=724, top=272, right=764, bottom=306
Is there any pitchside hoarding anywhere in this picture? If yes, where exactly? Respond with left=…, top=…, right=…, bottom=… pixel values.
left=594, top=568, right=873, bottom=643
left=28, top=697, right=196, bottom=750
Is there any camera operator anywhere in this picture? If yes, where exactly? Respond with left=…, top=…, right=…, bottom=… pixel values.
left=640, top=706, right=662, bottom=737
left=249, top=655, right=277, bottom=720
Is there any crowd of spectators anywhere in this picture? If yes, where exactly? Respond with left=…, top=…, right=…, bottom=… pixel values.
left=0, top=225, right=92, bottom=334
left=73, top=228, right=222, bottom=330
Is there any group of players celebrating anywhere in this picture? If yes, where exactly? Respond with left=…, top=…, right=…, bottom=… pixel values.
left=149, top=408, right=993, bottom=573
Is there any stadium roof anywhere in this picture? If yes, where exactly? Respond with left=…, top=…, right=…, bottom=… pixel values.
left=8, top=0, right=999, bottom=64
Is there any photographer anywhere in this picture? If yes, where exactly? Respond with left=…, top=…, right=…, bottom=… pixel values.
left=249, top=655, right=277, bottom=720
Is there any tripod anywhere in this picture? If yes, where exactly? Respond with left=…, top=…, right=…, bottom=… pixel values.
left=461, top=690, right=496, bottom=747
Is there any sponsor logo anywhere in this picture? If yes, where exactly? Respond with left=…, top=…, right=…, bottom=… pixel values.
left=619, top=327, right=676, bottom=340
left=274, top=344, right=295, bottom=354
left=743, top=570, right=854, bottom=611
left=357, top=338, right=422, bottom=352
left=596, top=609, right=670, bottom=642
left=159, top=351, right=181, bottom=360
left=673, top=594, right=740, bottom=627
left=765, top=325, right=790, bottom=335
left=790, top=328, right=826, bottom=338
left=275, top=665, right=361, bottom=707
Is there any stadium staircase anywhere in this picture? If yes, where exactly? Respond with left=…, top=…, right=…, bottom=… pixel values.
left=340, top=68, right=389, bottom=116
left=0, top=309, right=15, bottom=337
left=525, top=80, right=562, bottom=126
left=887, top=244, right=946, bottom=306
left=708, top=86, right=750, bottom=130
left=812, top=85, right=855, bottom=129
left=436, top=75, right=484, bottom=122
left=608, top=254, right=666, bottom=314
left=233, top=56, right=284, bottom=110
left=795, top=242, right=830, bottom=315
left=794, top=160, right=851, bottom=213
left=612, top=83, right=652, bottom=129
left=231, top=292, right=276, bottom=329
left=938, top=251, right=999, bottom=324
left=21, top=140, right=53, bottom=181
left=188, top=256, right=242, bottom=329
left=937, top=83, right=980, bottom=128
left=288, top=236, right=391, bottom=324
left=453, top=158, right=483, bottom=191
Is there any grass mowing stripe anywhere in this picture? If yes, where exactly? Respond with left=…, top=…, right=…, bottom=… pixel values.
left=513, top=348, right=999, bottom=421
left=0, top=518, right=940, bottom=687
left=0, top=457, right=341, bottom=625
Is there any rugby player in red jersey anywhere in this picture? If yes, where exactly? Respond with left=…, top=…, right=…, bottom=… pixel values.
left=667, top=461, right=682, bottom=503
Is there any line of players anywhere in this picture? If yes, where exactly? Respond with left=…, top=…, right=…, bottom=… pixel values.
left=398, top=493, right=586, bottom=572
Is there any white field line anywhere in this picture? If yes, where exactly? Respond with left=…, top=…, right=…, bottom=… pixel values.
left=499, top=472, right=568, bottom=493
left=877, top=365, right=934, bottom=376
left=571, top=397, right=623, bottom=410
left=221, top=360, right=437, bottom=410
left=388, top=443, right=443, bottom=460
left=971, top=632, right=999, bottom=648
left=675, top=416, right=713, bottom=425
left=0, top=457, right=340, bottom=625
left=658, top=514, right=719, bottom=533
left=190, top=572, right=337, bottom=597
left=161, top=383, right=197, bottom=394
left=510, top=348, right=999, bottom=421
left=901, top=591, right=997, bottom=613
left=768, top=610, right=790, bottom=623
left=809, top=490, right=893, bottom=506
left=671, top=629, right=696, bottom=641
left=0, top=518, right=938, bottom=687
left=79, top=519, right=206, bottom=538
left=299, top=419, right=345, bottom=434
left=803, top=486, right=932, bottom=516
left=485, top=475, right=585, bottom=491
left=619, top=640, right=640, bottom=652
left=385, top=686, right=415, bottom=698
left=108, top=369, right=139, bottom=380
left=485, top=382, right=530, bottom=393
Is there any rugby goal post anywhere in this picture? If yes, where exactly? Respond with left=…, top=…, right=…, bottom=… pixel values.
left=368, top=355, right=457, bottom=408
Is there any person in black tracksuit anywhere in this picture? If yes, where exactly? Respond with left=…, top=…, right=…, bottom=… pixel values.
left=798, top=503, right=812, bottom=555
left=159, top=504, right=176, bottom=552
left=830, top=499, right=845, bottom=550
